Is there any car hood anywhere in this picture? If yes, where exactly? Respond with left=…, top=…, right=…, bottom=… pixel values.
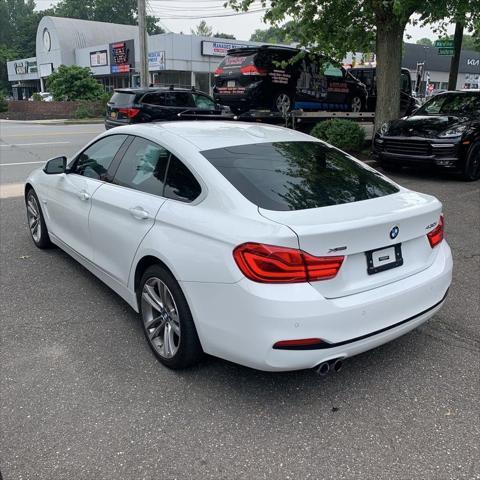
left=386, top=115, right=469, bottom=138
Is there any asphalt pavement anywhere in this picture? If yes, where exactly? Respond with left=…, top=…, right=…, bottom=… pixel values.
left=0, top=121, right=479, bottom=480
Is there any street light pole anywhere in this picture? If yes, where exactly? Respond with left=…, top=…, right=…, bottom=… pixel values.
left=138, top=0, right=148, bottom=87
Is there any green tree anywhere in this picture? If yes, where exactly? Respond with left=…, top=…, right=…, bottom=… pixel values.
left=214, top=32, right=236, bottom=39
left=229, top=0, right=476, bottom=129
left=0, top=44, right=19, bottom=93
left=191, top=20, right=213, bottom=37
left=53, top=0, right=163, bottom=34
left=47, top=65, right=104, bottom=101
left=250, top=22, right=299, bottom=44
left=416, top=37, right=433, bottom=46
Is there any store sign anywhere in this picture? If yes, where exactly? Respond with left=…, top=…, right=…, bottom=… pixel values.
left=148, top=51, right=165, bottom=71
left=201, top=40, right=249, bottom=57
left=14, top=60, right=37, bottom=75
left=110, top=39, right=134, bottom=74
left=90, top=50, right=108, bottom=67
left=467, top=58, right=480, bottom=67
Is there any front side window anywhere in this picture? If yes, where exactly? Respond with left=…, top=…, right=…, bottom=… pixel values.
left=193, top=94, right=215, bottom=109
left=201, top=141, right=399, bottom=211
left=72, top=134, right=127, bottom=180
left=164, top=156, right=201, bottom=203
left=113, top=137, right=169, bottom=195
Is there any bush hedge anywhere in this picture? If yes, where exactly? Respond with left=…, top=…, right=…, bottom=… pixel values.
left=310, top=119, right=366, bottom=152
left=0, top=96, right=8, bottom=113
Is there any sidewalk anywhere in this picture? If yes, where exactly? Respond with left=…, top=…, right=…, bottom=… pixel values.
left=0, top=118, right=104, bottom=125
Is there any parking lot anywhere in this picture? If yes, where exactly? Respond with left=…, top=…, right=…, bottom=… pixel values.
left=0, top=121, right=479, bottom=480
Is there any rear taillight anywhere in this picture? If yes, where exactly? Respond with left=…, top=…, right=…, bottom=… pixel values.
left=118, top=107, right=140, bottom=118
left=239, top=65, right=267, bottom=76
left=427, top=215, right=444, bottom=248
left=273, top=338, right=324, bottom=349
left=214, top=67, right=224, bottom=76
left=233, top=243, right=344, bottom=284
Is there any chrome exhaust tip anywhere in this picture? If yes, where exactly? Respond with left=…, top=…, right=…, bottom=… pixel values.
left=314, top=361, right=330, bottom=376
left=332, top=359, right=343, bottom=373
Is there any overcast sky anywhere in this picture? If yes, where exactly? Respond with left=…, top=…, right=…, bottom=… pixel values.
left=34, top=0, right=457, bottom=43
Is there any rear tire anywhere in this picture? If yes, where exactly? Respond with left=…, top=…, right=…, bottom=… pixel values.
left=273, top=91, right=293, bottom=114
left=25, top=188, right=52, bottom=249
left=462, top=142, right=480, bottom=181
left=138, top=264, right=203, bottom=369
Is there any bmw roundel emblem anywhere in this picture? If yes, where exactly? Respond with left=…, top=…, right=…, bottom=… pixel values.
left=390, top=226, right=399, bottom=239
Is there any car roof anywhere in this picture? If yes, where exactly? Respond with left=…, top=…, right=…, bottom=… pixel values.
left=114, top=87, right=199, bottom=94
left=227, top=45, right=300, bottom=55
left=109, top=121, right=315, bottom=151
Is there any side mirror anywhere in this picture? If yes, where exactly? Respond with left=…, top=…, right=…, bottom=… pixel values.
left=43, top=156, right=67, bottom=174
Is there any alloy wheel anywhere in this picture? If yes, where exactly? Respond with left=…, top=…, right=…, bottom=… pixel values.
left=141, top=277, right=181, bottom=358
left=276, top=93, right=291, bottom=113
left=351, top=96, right=362, bottom=112
left=26, top=194, right=42, bottom=243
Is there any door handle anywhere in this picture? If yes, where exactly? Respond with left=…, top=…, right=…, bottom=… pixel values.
left=77, top=190, right=90, bottom=201
left=129, top=207, right=151, bottom=220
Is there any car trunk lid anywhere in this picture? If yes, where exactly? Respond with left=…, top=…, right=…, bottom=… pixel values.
left=259, top=191, right=442, bottom=298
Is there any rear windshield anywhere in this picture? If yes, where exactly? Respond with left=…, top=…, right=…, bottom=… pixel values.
left=219, top=53, right=255, bottom=69
left=109, top=92, right=136, bottom=105
left=201, top=141, right=399, bottom=211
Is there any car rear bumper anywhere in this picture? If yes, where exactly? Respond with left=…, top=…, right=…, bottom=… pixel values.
left=181, top=241, right=452, bottom=371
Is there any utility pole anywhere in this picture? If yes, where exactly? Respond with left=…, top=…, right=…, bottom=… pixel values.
left=448, top=20, right=464, bottom=91
left=138, top=0, right=148, bottom=87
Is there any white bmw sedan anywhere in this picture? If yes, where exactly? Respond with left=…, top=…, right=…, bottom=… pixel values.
left=25, top=121, right=452, bottom=372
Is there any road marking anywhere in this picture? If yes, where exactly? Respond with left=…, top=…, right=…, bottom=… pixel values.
left=0, top=183, right=24, bottom=198
left=0, top=141, right=71, bottom=148
left=0, top=161, right=46, bottom=166
left=1, top=131, right=101, bottom=138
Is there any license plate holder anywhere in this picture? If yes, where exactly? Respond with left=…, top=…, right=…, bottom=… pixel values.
left=111, top=111, right=117, bottom=119
left=366, top=244, right=403, bottom=275
left=227, top=80, right=236, bottom=87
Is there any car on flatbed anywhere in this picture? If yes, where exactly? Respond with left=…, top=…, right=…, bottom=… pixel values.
left=105, top=86, right=223, bottom=129
left=213, top=45, right=368, bottom=114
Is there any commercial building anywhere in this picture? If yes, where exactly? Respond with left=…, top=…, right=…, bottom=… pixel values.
left=6, top=15, right=480, bottom=100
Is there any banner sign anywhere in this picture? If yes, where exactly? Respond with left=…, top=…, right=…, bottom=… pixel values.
left=148, top=51, right=165, bottom=71
left=90, top=50, right=108, bottom=67
left=201, top=40, right=249, bottom=57
left=14, top=60, right=38, bottom=75
left=110, top=39, right=134, bottom=74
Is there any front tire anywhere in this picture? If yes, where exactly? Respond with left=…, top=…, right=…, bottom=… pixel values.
left=25, top=188, right=52, bottom=248
left=139, top=264, right=203, bottom=369
left=462, top=142, right=480, bottom=181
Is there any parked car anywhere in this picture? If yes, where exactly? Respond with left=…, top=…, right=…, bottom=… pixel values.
left=105, top=86, right=223, bottom=129
left=25, top=121, right=452, bottom=372
left=28, top=92, right=53, bottom=102
left=373, top=91, right=480, bottom=180
left=213, top=45, right=368, bottom=114
left=348, top=66, right=419, bottom=116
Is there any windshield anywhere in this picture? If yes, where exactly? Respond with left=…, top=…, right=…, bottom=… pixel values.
left=201, top=141, right=399, bottom=211
left=416, top=93, right=480, bottom=116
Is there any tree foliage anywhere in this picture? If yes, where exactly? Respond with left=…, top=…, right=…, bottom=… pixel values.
left=250, top=22, right=299, bottom=44
left=191, top=20, right=213, bottom=37
left=416, top=37, right=433, bottom=46
left=52, top=0, right=163, bottom=34
left=214, top=32, right=236, bottom=39
left=47, top=65, right=105, bottom=101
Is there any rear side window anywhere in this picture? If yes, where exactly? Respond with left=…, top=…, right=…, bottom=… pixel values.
left=163, top=92, right=194, bottom=107
left=201, top=142, right=399, bottom=211
left=141, top=93, right=165, bottom=105
left=73, top=134, right=128, bottom=180
left=113, top=137, right=169, bottom=195
left=109, top=92, right=136, bottom=105
left=164, top=156, right=201, bottom=203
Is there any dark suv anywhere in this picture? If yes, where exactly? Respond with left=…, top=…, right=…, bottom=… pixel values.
left=213, top=45, right=368, bottom=114
left=349, top=66, right=419, bottom=116
left=105, top=87, right=222, bottom=129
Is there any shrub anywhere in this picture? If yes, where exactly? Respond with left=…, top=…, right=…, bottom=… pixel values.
left=0, top=96, right=7, bottom=112
left=31, top=92, right=43, bottom=101
left=310, top=119, right=366, bottom=152
left=73, top=102, right=96, bottom=119
left=47, top=65, right=105, bottom=101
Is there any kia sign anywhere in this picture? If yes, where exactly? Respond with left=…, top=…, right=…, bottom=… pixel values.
left=201, top=40, right=249, bottom=57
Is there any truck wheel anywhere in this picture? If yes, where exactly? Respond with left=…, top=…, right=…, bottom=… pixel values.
left=350, top=96, right=363, bottom=113
left=273, top=92, right=293, bottom=113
